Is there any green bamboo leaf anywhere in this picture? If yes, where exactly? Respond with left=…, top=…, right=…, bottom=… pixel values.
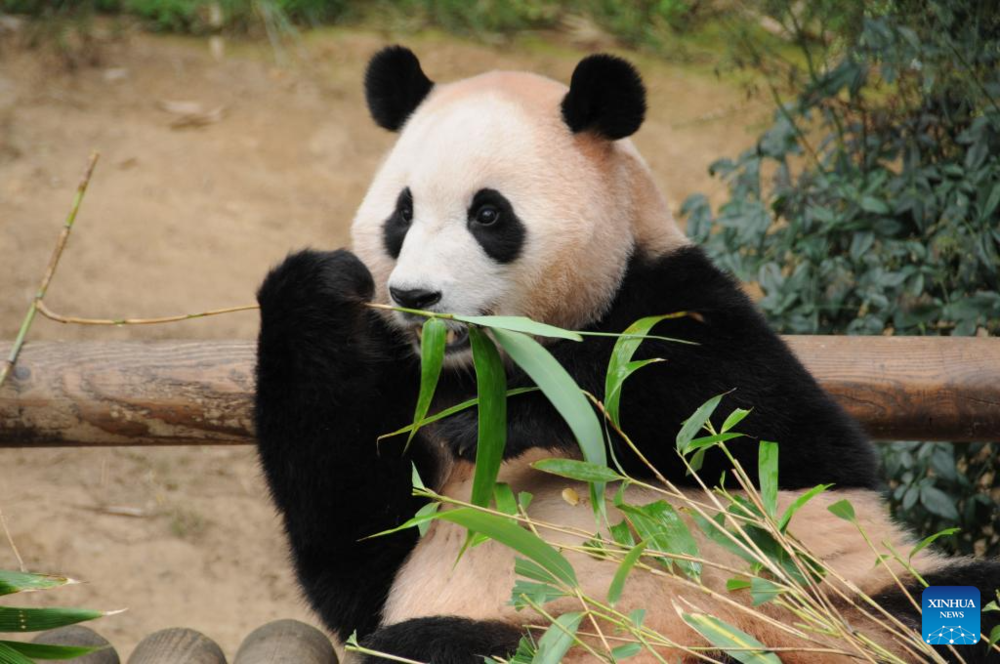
left=721, top=408, right=752, bottom=433
left=682, top=432, right=745, bottom=452
left=610, top=642, right=642, bottom=660
left=0, top=571, right=76, bottom=597
left=533, top=612, right=583, bottom=664
left=413, top=502, right=439, bottom=537
left=676, top=394, right=725, bottom=454
left=363, top=508, right=442, bottom=539
left=989, top=625, right=1000, bottom=648
left=607, top=541, right=648, bottom=606
left=691, top=512, right=757, bottom=565
left=491, top=328, right=607, bottom=517
left=407, top=317, right=447, bottom=446
left=0, top=607, right=106, bottom=633
left=532, top=459, right=623, bottom=483
left=604, top=314, right=680, bottom=428
left=453, top=315, right=582, bottom=341
left=515, top=558, right=558, bottom=585
left=908, top=527, right=961, bottom=561
left=750, top=577, right=784, bottom=606
left=0, top=641, right=101, bottom=660
left=778, top=484, right=832, bottom=532
left=619, top=502, right=700, bottom=580
left=468, top=327, right=508, bottom=511
left=0, top=643, right=33, bottom=664
left=509, top=580, right=565, bottom=611
left=495, top=483, right=518, bottom=518
left=378, top=387, right=538, bottom=441
left=758, top=441, right=779, bottom=518
left=726, top=578, right=751, bottom=591
left=679, top=611, right=781, bottom=664
left=610, top=520, right=635, bottom=548
left=827, top=499, right=856, bottom=522
left=436, top=509, right=577, bottom=587
left=491, top=329, right=605, bottom=468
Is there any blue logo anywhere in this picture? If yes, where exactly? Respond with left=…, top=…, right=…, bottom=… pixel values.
left=922, top=586, right=980, bottom=645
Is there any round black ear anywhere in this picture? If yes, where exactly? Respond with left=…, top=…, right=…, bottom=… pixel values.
left=561, top=54, right=646, bottom=140
left=364, top=46, right=434, bottom=132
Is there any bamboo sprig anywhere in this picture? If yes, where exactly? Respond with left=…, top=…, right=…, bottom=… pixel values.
left=1, top=152, right=100, bottom=388
left=0, top=151, right=261, bottom=388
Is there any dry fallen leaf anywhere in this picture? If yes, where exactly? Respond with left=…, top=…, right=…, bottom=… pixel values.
left=157, top=99, right=227, bottom=129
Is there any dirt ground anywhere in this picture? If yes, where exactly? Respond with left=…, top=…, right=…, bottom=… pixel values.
left=0, top=24, right=758, bottom=659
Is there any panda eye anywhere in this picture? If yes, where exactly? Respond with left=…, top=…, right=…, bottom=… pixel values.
left=396, top=188, right=414, bottom=225
left=473, top=204, right=501, bottom=226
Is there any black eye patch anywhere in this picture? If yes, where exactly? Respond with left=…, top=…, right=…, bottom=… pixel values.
left=383, top=187, right=413, bottom=259
left=467, top=189, right=525, bottom=264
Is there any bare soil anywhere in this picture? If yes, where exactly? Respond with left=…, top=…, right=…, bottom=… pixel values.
left=0, top=26, right=758, bottom=658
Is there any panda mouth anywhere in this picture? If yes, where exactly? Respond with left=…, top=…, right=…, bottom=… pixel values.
left=414, top=324, right=471, bottom=354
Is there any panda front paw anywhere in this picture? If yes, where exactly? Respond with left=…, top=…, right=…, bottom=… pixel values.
left=257, top=248, right=375, bottom=332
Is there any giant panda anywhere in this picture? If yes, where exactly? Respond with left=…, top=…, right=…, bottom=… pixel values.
left=254, top=46, right=1000, bottom=663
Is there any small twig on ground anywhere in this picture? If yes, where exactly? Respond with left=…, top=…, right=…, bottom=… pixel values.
left=0, top=506, right=26, bottom=572
left=1, top=151, right=100, bottom=388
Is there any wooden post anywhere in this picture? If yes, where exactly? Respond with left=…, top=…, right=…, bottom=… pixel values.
left=234, top=620, right=337, bottom=664
left=128, top=628, right=226, bottom=664
left=33, top=625, right=120, bottom=664
left=0, top=337, right=998, bottom=446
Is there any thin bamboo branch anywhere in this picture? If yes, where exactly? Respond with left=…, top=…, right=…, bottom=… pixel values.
left=0, top=152, right=99, bottom=388
left=35, top=300, right=259, bottom=326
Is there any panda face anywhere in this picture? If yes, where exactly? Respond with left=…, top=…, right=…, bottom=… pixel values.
left=351, top=54, right=687, bottom=361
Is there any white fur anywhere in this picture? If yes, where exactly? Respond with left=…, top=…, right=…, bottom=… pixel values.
left=351, top=71, right=687, bottom=344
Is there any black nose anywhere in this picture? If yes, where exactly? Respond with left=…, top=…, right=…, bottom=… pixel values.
left=389, top=287, right=442, bottom=310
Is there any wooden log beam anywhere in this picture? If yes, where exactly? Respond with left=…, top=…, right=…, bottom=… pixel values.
left=0, top=338, right=998, bottom=447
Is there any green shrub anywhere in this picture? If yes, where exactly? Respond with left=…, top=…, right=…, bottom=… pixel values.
left=681, top=0, right=999, bottom=556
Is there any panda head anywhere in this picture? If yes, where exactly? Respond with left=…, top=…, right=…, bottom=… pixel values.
left=352, top=46, right=686, bottom=359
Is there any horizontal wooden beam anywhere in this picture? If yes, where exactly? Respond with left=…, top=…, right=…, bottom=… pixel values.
left=0, top=337, right=998, bottom=447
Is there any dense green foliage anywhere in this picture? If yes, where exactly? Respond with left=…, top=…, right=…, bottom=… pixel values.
left=681, top=0, right=999, bottom=556
left=0, top=0, right=702, bottom=41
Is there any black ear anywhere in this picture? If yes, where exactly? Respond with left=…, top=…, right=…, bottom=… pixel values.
left=364, top=46, right=434, bottom=132
left=561, top=54, right=646, bottom=140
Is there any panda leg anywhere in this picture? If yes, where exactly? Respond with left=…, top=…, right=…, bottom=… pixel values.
left=869, top=560, right=1000, bottom=664
left=358, top=617, right=524, bottom=664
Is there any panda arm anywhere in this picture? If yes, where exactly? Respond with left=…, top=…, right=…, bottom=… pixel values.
left=254, top=249, right=435, bottom=641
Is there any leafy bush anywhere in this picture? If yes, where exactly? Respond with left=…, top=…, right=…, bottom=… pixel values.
left=680, top=0, right=999, bottom=556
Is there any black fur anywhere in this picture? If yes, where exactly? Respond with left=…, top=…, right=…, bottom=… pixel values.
left=561, top=54, right=647, bottom=140
left=359, top=617, right=524, bottom=663
left=383, top=187, right=413, bottom=259
left=365, top=46, right=434, bottom=132
left=254, top=249, right=435, bottom=641
left=467, top=188, right=526, bottom=264
left=254, top=244, right=881, bottom=655
left=434, top=245, right=879, bottom=490
left=869, top=561, right=1000, bottom=663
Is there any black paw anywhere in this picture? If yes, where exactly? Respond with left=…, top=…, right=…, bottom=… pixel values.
left=257, top=249, right=375, bottom=327
left=431, top=409, right=480, bottom=460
